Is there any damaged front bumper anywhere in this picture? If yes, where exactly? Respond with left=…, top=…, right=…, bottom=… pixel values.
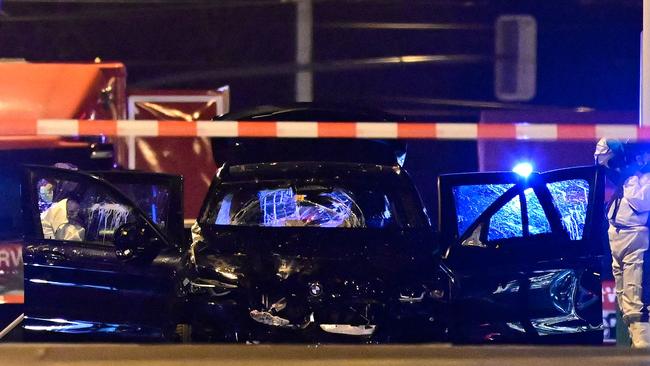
left=319, top=324, right=376, bottom=336
left=189, top=289, right=443, bottom=343
left=248, top=308, right=377, bottom=336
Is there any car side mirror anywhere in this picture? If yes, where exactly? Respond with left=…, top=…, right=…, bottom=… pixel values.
left=114, top=222, right=159, bottom=261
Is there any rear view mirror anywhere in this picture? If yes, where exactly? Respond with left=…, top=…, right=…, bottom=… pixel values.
left=114, top=222, right=159, bottom=261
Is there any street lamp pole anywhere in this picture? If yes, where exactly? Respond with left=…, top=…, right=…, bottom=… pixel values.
left=295, top=0, right=313, bottom=102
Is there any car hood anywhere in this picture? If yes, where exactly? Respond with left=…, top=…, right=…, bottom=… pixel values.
left=192, top=225, right=438, bottom=288
left=199, top=225, right=434, bottom=258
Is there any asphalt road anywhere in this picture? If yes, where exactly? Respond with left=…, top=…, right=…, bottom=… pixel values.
left=0, top=344, right=649, bottom=366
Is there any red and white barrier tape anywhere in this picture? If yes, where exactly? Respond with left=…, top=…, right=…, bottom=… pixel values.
left=1, top=119, right=648, bottom=140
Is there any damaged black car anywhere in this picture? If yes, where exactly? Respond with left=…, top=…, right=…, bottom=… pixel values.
left=187, top=161, right=440, bottom=342
left=17, top=106, right=607, bottom=344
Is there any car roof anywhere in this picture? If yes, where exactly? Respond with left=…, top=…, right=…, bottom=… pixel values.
left=212, top=103, right=407, bottom=167
left=221, top=161, right=403, bottom=183
left=219, top=103, right=399, bottom=122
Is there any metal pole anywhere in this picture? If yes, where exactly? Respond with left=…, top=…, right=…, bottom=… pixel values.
left=0, top=314, right=23, bottom=340
left=642, top=0, right=650, bottom=126
left=295, top=0, right=313, bottom=102
left=127, top=104, right=137, bottom=170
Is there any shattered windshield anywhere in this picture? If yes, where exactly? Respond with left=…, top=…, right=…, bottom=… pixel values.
left=251, top=187, right=364, bottom=228
left=205, top=182, right=421, bottom=229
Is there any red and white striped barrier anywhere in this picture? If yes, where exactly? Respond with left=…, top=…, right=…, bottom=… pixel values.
left=1, top=119, right=649, bottom=140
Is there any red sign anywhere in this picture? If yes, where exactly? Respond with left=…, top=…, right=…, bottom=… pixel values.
left=0, top=243, right=21, bottom=270
left=602, top=279, right=617, bottom=312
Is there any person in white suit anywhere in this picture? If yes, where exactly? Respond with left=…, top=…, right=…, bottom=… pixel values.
left=39, top=163, right=84, bottom=242
left=596, top=138, right=650, bottom=347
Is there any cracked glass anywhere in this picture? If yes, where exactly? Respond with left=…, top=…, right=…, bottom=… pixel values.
left=525, top=188, right=551, bottom=236
left=547, top=179, right=590, bottom=240
left=453, top=184, right=514, bottom=237
left=488, top=195, right=523, bottom=241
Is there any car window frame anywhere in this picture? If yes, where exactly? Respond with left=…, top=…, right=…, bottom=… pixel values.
left=23, top=165, right=174, bottom=250
left=89, top=170, right=184, bottom=247
left=439, top=166, right=602, bottom=257
left=475, top=184, right=568, bottom=246
left=199, top=175, right=429, bottom=230
left=440, top=172, right=572, bottom=251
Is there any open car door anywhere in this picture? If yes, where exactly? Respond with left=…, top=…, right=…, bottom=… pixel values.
left=438, top=166, right=606, bottom=344
left=21, top=166, right=186, bottom=342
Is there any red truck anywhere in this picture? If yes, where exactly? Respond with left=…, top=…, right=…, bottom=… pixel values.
left=0, top=61, right=124, bottom=334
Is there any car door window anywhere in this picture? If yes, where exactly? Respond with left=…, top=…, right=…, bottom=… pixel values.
left=36, top=176, right=137, bottom=246
left=487, top=195, right=523, bottom=241
left=458, top=180, right=588, bottom=245
left=482, top=188, right=553, bottom=242
left=546, top=179, right=590, bottom=240
left=525, top=188, right=552, bottom=235
left=112, top=183, right=171, bottom=233
left=452, top=183, right=515, bottom=238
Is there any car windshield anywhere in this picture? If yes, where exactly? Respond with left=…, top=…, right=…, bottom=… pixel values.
left=203, top=181, right=424, bottom=229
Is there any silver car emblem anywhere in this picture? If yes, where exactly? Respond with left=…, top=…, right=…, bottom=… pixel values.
left=309, top=282, right=323, bottom=297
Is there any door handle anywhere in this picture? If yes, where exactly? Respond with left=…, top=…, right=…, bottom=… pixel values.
left=34, top=248, right=67, bottom=262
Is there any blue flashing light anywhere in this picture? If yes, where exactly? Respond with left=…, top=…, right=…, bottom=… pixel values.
left=512, top=162, right=534, bottom=178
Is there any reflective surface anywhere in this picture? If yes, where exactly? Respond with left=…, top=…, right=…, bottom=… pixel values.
left=439, top=166, right=605, bottom=344
left=210, top=185, right=399, bottom=228
left=488, top=195, right=523, bottom=241
left=547, top=180, right=590, bottom=241
left=525, top=188, right=552, bottom=236
left=193, top=162, right=438, bottom=342
left=19, top=165, right=605, bottom=344
left=452, top=184, right=514, bottom=237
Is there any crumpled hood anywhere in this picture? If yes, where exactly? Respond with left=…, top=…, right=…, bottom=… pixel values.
left=192, top=226, right=438, bottom=293
left=191, top=226, right=438, bottom=328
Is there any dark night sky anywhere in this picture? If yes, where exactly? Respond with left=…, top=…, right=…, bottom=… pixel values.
left=0, top=0, right=642, bottom=114
left=0, top=0, right=643, bottom=218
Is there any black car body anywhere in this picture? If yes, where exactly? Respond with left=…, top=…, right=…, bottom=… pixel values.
left=19, top=161, right=606, bottom=344
left=17, top=105, right=606, bottom=343
left=188, top=161, right=438, bottom=342
left=437, top=167, right=606, bottom=343
left=0, top=143, right=113, bottom=336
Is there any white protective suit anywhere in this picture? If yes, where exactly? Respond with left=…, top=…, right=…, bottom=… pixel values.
left=40, top=199, right=85, bottom=241
left=41, top=199, right=69, bottom=239
left=599, top=138, right=650, bottom=348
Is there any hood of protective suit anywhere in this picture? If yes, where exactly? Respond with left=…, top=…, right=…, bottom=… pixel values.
left=594, top=138, right=624, bottom=169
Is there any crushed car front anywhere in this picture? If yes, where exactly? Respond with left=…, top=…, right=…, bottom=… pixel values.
left=188, top=162, right=441, bottom=342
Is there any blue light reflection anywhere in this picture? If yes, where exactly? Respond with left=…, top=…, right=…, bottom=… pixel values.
left=547, top=179, right=589, bottom=240
left=525, top=188, right=551, bottom=235
left=453, top=184, right=514, bottom=236
left=488, top=195, right=523, bottom=240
